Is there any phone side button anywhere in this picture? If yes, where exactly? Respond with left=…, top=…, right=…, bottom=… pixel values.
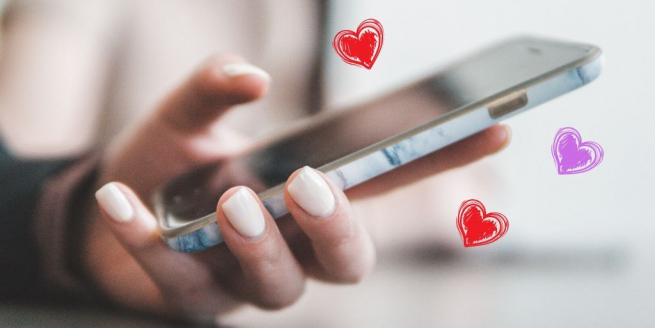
left=487, top=90, right=528, bottom=119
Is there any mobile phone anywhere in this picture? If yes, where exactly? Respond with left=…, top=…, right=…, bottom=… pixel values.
left=154, top=36, right=603, bottom=253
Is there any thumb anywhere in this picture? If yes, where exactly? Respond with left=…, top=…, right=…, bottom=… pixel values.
left=154, top=54, right=271, bottom=134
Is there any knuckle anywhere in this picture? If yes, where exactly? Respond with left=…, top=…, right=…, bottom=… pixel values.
left=317, top=219, right=356, bottom=248
left=240, top=242, right=306, bottom=310
left=253, top=283, right=305, bottom=310
left=252, top=242, right=286, bottom=268
left=320, top=236, right=376, bottom=285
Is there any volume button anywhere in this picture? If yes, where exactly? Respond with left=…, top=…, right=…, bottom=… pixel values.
left=487, top=90, right=528, bottom=119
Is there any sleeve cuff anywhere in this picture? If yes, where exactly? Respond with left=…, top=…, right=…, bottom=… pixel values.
left=32, top=151, right=104, bottom=301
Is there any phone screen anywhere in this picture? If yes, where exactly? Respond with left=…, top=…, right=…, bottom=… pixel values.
left=159, top=37, right=593, bottom=225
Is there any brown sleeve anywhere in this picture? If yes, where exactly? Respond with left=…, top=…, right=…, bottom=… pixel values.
left=32, top=151, right=106, bottom=301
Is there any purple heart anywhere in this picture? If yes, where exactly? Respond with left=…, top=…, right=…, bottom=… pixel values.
left=552, top=127, right=604, bottom=175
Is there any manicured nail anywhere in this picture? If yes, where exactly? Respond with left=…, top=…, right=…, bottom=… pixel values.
left=498, top=124, right=512, bottom=151
left=221, top=187, right=266, bottom=238
left=288, top=167, right=336, bottom=218
left=95, top=183, right=134, bottom=222
left=222, top=63, right=271, bottom=81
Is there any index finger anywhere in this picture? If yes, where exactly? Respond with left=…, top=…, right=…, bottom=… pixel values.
left=154, top=54, right=271, bottom=134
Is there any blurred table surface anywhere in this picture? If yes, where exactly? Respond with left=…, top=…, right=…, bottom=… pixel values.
left=2, top=241, right=649, bottom=328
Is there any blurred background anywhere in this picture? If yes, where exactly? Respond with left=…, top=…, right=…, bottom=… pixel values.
left=0, top=0, right=653, bottom=327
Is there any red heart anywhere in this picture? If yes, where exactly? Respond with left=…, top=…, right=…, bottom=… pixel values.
left=456, top=199, right=509, bottom=247
left=332, top=18, right=384, bottom=70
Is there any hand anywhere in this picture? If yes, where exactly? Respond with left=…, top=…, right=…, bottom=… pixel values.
left=84, top=54, right=511, bottom=322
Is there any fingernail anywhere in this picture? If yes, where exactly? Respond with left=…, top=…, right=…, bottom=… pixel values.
left=222, top=63, right=271, bottom=81
left=221, top=187, right=266, bottom=238
left=498, top=124, right=512, bottom=151
left=95, top=183, right=134, bottom=222
left=288, top=167, right=336, bottom=218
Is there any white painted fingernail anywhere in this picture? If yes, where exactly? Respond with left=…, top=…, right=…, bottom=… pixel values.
left=95, top=183, right=134, bottom=222
left=288, top=167, right=336, bottom=218
left=222, top=187, right=266, bottom=238
left=222, top=63, right=271, bottom=81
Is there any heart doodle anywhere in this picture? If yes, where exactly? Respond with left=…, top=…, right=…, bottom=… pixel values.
left=552, top=127, right=604, bottom=175
left=456, top=199, right=509, bottom=248
left=332, top=18, right=384, bottom=70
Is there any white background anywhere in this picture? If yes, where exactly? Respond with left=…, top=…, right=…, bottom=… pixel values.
left=226, top=0, right=655, bottom=327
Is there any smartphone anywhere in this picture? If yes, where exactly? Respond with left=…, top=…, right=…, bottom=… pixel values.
left=154, top=36, right=603, bottom=253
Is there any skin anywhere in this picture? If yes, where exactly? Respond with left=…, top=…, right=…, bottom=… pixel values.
left=86, top=54, right=511, bottom=323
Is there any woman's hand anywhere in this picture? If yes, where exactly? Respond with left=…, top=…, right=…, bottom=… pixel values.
left=84, top=54, right=510, bottom=323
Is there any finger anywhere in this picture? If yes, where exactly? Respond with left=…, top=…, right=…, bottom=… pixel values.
left=284, top=167, right=376, bottom=284
left=154, top=54, right=271, bottom=134
left=217, top=186, right=306, bottom=309
left=94, top=182, right=238, bottom=320
left=347, top=124, right=511, bottom=199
